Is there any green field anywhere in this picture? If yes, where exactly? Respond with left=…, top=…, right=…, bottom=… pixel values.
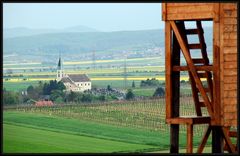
left=3, top=98, right=212, bottom=153
left=4, top=124, right=157, bottom=153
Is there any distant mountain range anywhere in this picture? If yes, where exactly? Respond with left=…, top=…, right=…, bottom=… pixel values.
left=3, top=26, right=213, bottom=62
left=3, top=25, right=99, bottom=38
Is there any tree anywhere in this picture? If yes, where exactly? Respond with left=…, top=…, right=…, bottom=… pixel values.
left=50, top=90, right=64, bottom=102
left=132, top=81, right=135, bottom=88
left=107, top=85, right=112, bottom=91
left=81, top=94, right=93, bottom=103
left=153, top=87, right=165, bottom=97
left=3, top=91, right=20, bottom=105
left=98, top=95, right=106, bottom=101
left=125, top=89, right=134, bottom=100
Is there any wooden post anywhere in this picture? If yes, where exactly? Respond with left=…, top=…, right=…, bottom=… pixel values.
left=170, top=21, right=180, bottom=153
left=187, top=124, right=193, bottom=153
left=212, top=126, right=224, bottom=153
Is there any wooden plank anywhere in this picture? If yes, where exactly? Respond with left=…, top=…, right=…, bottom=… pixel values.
left=222, top=127, right=236, bottom=153
left=223, top=69, right=237, bottom=76
left=224, top=54, right=237, bottom=61
left=213, top=19, right=221, bottom=126
left=223, top=39, right=237, bottom=47
left=170, top=21, right=214, bottom=117
left=187, top=124, right=193, bottom=153
left=223, top=17, right=237, bottom=24
left=224, top=112, right=237, bottom=119
left=222, top=3, right=237, bottom=10
left=224, top=83, right=237, bottom=90
left=223, top=76, right=237, bottom=83
left=166, top=116, right=211, bottom=125
left=170, top=25, right=181, bottom=154
left=188, top=43, right=202, bottom=49
left=166, top=12, right=213, bottom=20
left=224, top=62, right=237, bottom=69
left=172, top=65, right=213, bottom=71
left=213, top=3, right=220, bottom=22
left=223, top=32, right=237, bottom=40
left=167, top=5, right=213, bottom=14
left=223, top=47, right=237, bottom=54
left=170, top=124, right=179, bottom=153
left=167, top=3, right=212, bottom=7
left=162, top=3, right=166, bottom=21
left=197, top=126, right=211, bottom=153
left=165, top=21, right=172, bottom=120
left=223, top=10, right=237, bottom=17
left=192, top=58, right=205, bottom=64
left=223, top=25, right=237, bottom=32
left=223, top=90, right=237, bottom=98
left=223, top=98, right=237, bottom=105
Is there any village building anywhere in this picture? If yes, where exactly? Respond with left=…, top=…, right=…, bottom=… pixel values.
left=56, top=56, right=91, bottom=92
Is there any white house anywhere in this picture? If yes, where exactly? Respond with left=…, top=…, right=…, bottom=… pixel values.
left=56, top=56, right=91, bottom=92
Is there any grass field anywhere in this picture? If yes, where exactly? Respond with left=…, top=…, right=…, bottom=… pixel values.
left=3, top=98, right=212, bottom=153
left=4, top=124, right=157, bottom=153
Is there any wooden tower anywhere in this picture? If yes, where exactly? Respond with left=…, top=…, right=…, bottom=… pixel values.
left=162, top=3, right=238, bottom=153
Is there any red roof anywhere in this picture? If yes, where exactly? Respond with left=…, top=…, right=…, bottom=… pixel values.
left=35, top=100, right=54, bottom=107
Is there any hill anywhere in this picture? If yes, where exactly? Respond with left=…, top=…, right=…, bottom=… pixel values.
left=3, top=28, right=212, bottom=63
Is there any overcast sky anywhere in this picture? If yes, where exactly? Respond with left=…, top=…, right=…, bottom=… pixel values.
left=3, top=3, right=212, bottom=32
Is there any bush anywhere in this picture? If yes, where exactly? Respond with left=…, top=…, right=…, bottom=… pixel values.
left=153, top=87, right=165, bottom=97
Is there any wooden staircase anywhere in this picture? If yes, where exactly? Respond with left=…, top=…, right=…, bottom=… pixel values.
left=167, top=20, right=237, bottom=153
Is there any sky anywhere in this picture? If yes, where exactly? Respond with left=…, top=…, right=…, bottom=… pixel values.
left=3, top=3, right=165, bottom=32
left=3, top=3, right=212, bottom=32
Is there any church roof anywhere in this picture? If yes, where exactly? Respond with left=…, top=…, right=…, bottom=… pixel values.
left=68, top=74, right=90, bottom=82
left=61, top=77, right=73, bottom=84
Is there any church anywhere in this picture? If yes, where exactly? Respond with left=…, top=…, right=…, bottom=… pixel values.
left=56, top=56, right=91, bottom=92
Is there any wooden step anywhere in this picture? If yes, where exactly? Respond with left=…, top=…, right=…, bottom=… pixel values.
left=172, top=65, right=213, bottom=71
left=192, top=58, right=205, bottom=64
left=186, top=29, right=199, bottom=35
left=197, top=72, right=207, bottom=78
left=188, top=43, right=202, bottom=49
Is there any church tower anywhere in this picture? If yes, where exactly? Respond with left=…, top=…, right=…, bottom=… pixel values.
left=56, top=55, right=65, bottom=81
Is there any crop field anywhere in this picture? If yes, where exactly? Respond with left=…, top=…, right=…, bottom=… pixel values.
left=3, top=98, right=212, bottom=153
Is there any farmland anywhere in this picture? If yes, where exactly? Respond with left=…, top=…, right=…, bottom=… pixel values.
left=3, top=55, right=197, bottom=153
left=3, top=98, right=211, bottom=153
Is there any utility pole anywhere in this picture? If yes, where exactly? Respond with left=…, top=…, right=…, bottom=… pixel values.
left=92, top=50, right=96, bottom=70
left=123, top=52, right=127, bottom=90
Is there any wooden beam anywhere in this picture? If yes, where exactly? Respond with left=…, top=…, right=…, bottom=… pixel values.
left=170, top=21, right=214, bottom=117
left=222, top=127, right=236, bottom=153
left=172, top=65, right=213, bottom=71
left=197, top=126, right=212, bottom=153
left=166, top=116, right=211, bottom=125
left=212, top=126, right=224, bottom=153
left=162, top=3, right=167, bottom=21
left=165, top=21, right=172, bottom=120
left=187, top=124, right=193, bottom=153
left=170, top=22, right=181, bottom=154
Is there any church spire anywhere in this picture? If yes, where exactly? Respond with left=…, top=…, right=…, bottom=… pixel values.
left=57, top=52, right=64, bottom=81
